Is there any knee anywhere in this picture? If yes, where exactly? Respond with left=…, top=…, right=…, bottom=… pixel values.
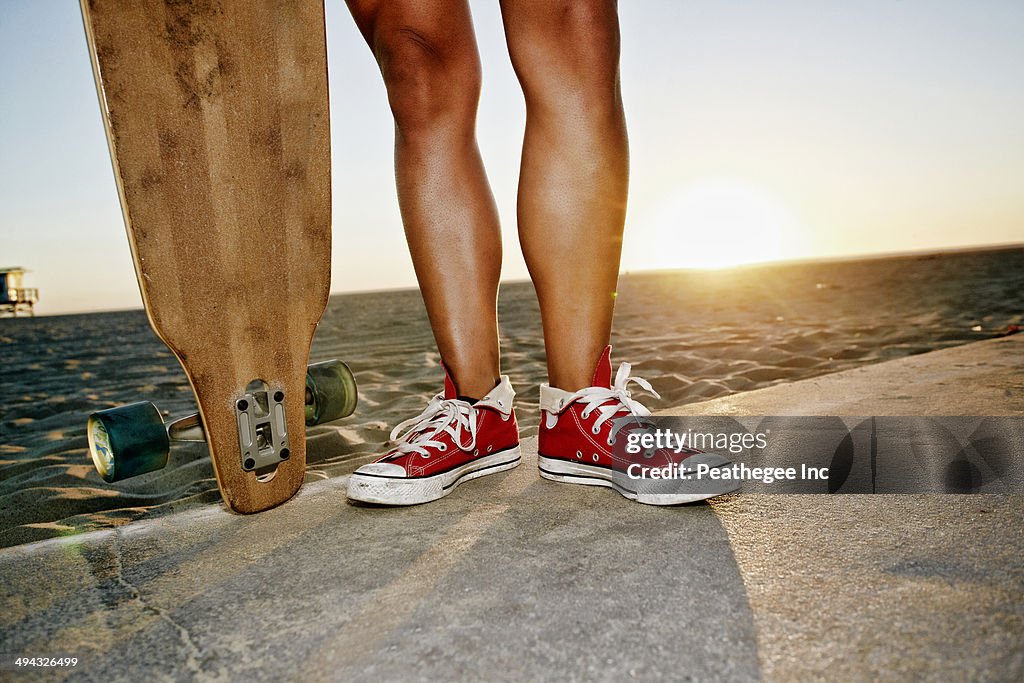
left=510, top=2, right=622, bottom=113
left=374, top=27, right=481, bottom=138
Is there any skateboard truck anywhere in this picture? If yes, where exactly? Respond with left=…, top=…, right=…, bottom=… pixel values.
left=153, top=389, right=292, bottom=473
left=236, top=386, right=290, bottom=472
left=87, top=360, right=357, bottom=483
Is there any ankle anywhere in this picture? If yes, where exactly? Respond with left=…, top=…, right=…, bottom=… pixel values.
left=546, top=345, right=612, bottom=393
left=452, top=372, right=500, bottom=401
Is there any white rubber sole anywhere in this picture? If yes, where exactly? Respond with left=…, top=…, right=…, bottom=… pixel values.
left=537, top=454, right=741, bottom=505
left=347, top=446, right=522, bottom=506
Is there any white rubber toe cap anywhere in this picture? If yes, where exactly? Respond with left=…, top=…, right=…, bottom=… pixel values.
left=354, top=462, right=407, bottom=477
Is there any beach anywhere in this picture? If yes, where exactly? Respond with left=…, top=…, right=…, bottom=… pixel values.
left=1, top=246, right=1021, bottom=547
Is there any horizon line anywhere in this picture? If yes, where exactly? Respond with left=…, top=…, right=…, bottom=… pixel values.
left=15, top=240, right=1023, bottom=318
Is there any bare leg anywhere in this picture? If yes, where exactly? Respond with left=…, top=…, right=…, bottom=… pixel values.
left=346, top=0, right=501, bottom=398
left=500, top=0, right=628, bottom=391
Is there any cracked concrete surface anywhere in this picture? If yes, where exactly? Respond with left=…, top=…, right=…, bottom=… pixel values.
left=0, top=335, right=1021, bottom=681
left=106, top=530, right=207, bottom=676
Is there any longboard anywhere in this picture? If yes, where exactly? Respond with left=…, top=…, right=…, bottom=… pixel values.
left=81, top=0, right=341, bottom=513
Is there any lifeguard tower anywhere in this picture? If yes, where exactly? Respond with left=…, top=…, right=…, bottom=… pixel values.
left=0, top=267, right=39, bottom=317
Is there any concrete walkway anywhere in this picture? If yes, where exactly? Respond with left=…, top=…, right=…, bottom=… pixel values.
left=1, top=336, right=1022, bottom=681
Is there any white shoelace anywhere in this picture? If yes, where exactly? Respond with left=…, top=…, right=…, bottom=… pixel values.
left=387, top=395, right=478, bottom=458
left=564, top=363, right=661, bottom=437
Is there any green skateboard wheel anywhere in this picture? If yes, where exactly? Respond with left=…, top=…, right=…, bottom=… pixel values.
left=305, top=360, right=358, bottom=426
left=87, top=402, right=170, bottom=482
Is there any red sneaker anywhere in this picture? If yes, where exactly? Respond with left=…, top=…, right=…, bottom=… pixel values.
left=347, top=368, right=521, bottom=505
left=538, top=346, right=740, bottom=505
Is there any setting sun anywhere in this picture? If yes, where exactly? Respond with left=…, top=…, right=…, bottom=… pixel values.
left=636, top=179, right=802, bottom=270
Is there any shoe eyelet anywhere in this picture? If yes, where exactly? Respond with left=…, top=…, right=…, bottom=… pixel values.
left=557, top=399, right=565, bottom=409
left=439, top=444, right=448, bottom=451
left=420, top=453, right=431, bottom=459
left=497, top=400, right=504, bottom=407
left=607, top=437, right=616, bottom=446
left=581, top=409, right=592, bottom=419
left=487, top=445, right=493, bottom=453
left=473, top=449, right=479, bottom=456
left=576, top=450, right=583, bottom=459
left=592, top=454, right=599, bottom=462
left=592, top=426, right=600, bottom=435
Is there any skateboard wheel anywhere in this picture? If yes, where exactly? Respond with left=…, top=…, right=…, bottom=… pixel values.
left=305, top=360, right=358, bottom=425
left=87, top=402, right=170, bottom=482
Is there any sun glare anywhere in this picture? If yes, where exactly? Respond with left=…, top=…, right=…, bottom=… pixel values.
left=638, top=179, right=801, bottom=270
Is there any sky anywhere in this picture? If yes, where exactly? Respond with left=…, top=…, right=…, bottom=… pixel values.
left=1, top=0, right=1022, bottom=315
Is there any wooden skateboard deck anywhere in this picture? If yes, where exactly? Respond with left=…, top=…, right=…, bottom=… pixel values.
left=81, top=0, right=331, bottom=513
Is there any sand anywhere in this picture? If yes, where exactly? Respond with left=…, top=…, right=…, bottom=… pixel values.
left=0, top=246, right=1021, bottom=547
